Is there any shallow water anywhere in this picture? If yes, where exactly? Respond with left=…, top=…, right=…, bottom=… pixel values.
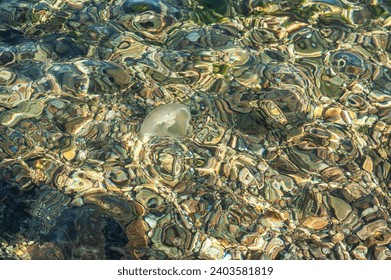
left=0, top=0, right=390, bottom=260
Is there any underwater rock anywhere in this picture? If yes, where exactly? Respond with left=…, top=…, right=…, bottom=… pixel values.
left=139, top=103, right=191, bottom=141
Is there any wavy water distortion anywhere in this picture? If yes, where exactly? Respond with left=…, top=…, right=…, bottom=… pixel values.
left=0, top=0, right=391, bottom=260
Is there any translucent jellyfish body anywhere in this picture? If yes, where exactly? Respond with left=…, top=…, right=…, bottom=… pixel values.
left=139, top=103, right=191, bottom=141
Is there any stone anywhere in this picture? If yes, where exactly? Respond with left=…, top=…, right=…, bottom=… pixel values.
left=328, top=195, right=352, bottom=221
left=302, top=216, right=328, bottom=230
left=356, top=220, right=388, bottom=240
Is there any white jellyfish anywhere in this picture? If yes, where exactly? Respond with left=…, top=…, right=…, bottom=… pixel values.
left=139, top=103, right=191, bottom=142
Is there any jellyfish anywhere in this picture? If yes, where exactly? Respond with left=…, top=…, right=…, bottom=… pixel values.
left=139, top=103, right=191, bottom=141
